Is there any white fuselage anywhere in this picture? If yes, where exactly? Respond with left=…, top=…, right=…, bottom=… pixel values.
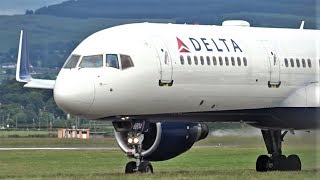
left=53, top=23, right=320, bottom=119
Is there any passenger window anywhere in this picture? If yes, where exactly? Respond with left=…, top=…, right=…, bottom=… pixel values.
left=237, top=57, right=241, bottom=66
left=120, top=54, right=134, bottom=69
left=302, top=59, right=306, bottom=68
left=200, top=56, right=204, bottom=65
left=187, top=56, right=192, bottom=65
left=106, top=54, right=119, bottom=69
left=290, top=58, right=294, bottom=67
left=231, top=57, right=235, bottom=66
left=307, top=59, right=312, bottom=68
left=79, top=55, right=103, bottom=68
left=180, top=55, right=184, bottom=65
left=296, top=59, right=300, bottom=68
left=219, top=57, right=223, bottom=66
left=213, top=56, right=217, bottom=66
left=194, top=56, right=198, bottom=65
left=225, top=57, right=229, bottom=66
left=284, top=58, right=288, bottom=67
left=243, top=57, right=247, bottom=66
left=206, top=56, right=211, bottom=65
left=64, top=54, right=81, bottom=69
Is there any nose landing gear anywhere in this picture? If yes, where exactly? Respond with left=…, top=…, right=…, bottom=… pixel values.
left=113, top=119, right=154, bottom=174
left=124, top=133, right=154, bottom=174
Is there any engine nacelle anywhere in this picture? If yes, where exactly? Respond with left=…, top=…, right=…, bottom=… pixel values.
left=113, top=120, right=208, bottom=161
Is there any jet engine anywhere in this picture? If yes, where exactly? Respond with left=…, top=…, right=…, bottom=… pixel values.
left=113, top=120, right=209, bottom=161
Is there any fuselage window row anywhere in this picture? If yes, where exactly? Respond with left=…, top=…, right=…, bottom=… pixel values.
left=284, top=58, right=312, bottom=68
left=180, top=55, right=248, bottom=67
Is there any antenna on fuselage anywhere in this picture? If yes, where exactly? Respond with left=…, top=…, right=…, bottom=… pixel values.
left=299, top=21, right=305, bottom=29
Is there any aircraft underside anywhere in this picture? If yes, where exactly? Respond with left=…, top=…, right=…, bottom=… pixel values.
left=103, top=107, right=320, bottom=130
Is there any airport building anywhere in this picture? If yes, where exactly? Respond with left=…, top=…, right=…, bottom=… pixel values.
left=58, top=128, right=90, bottom=139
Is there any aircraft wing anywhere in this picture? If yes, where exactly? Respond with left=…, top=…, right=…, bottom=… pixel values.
left=16, top=30, right=56, bottom=89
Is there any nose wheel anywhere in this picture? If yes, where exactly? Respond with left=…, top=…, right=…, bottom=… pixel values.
left=125, top=161, right=137, bottom=174
left=125, top=161, right=153, bottom=174
left=138, top=161, right=153, bottom=173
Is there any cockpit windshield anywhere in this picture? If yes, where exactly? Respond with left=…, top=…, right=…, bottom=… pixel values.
left=63, top=54, right=81, bottom=69
left=120, top=54, right=134, bottom=69
left=64, top=54, right=134, bottom=70
left=79, top=55, right=103, bottom=68
left=106, top=54, right=119, bottom=69
left=106, top=54, right=134, bottom=70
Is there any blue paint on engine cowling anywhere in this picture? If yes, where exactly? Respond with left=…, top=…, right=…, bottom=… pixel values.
left=144, top=122, right=206, bottom=161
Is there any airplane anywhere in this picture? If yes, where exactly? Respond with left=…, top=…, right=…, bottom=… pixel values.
left=16, top=20, right=319, bottom=173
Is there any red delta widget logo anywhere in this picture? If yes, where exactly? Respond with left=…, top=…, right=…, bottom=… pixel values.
left=176, top=37, right=243, bottom=53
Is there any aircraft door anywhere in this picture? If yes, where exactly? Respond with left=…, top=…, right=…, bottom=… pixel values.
left=261, top=41, right=281, bottom=87
left=152, top=37, right=173, bottom=85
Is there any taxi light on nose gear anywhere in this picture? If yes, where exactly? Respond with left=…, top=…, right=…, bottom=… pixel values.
left=128, top=138, right=133, bottom=144
left=133, top=137, right=139, bottom=144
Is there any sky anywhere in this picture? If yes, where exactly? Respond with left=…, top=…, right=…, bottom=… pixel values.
left=0, top=0, right=66, bottom=15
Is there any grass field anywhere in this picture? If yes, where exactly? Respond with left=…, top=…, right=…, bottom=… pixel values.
left=0, top=134, right=319, bottom=179
left=0, top=131, right=50, bottom=138
left=0, top=137, right=117, bottom=147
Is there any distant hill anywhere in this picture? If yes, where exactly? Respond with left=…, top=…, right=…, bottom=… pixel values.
left=33, top=0, right=318, bottom=28
left=0, top=15, right=174, bottom=67
left=0, top=0, right=66, bottom=15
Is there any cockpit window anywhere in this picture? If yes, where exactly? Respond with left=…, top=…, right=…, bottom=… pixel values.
left=79, top=55, right=103, bottom=68
left=120, top=54, right=134, bottom=70
left=64, top=54, right=81, bottom=69
left=106, top=54, right=119, bottom=69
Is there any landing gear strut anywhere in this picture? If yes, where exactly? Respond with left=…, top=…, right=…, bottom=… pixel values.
left=256, top=129, right=301, bottom=171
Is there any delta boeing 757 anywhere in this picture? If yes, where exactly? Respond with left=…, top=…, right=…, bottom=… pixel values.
left=16, top=20, right=319, bottom=173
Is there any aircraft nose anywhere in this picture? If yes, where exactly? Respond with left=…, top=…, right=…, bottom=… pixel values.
left=54, top=71, right=95, bottom=116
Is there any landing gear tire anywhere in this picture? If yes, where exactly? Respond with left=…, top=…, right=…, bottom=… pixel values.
left=125, top=161, right=137, bottom=174
left=287, top=154, right=301, bottom=171
left=256, top=155, right=269, bottom=172
left=138, top=161, right=153, bottom=173
left=269, top=155, right=287, bottom=171
left=277, top=155, right=288, bottom=171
